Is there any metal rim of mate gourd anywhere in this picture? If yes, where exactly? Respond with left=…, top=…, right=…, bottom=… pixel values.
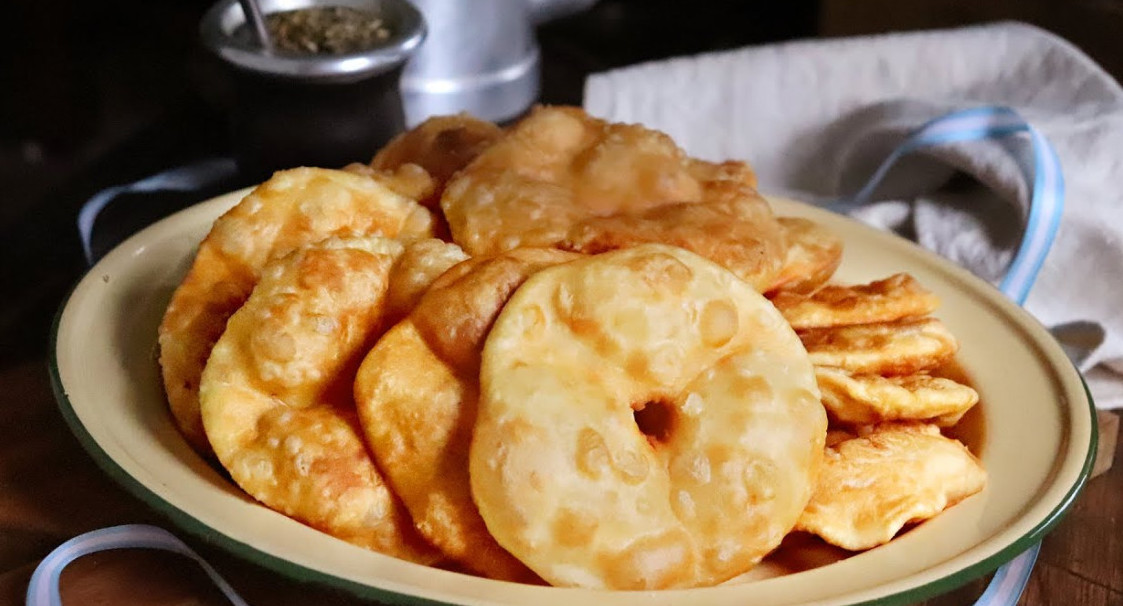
left=200, top=0, right=426, bottom=83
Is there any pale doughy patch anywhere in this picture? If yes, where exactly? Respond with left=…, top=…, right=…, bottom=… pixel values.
left=159, top=167, right=437, bottom=457
left=199, top=236, right=442, bottom=562
left=796, top=423, right=987, bottom=551
left=356, top=248, right=578, bottom=582
left=471, top=244, right=825, bottom=589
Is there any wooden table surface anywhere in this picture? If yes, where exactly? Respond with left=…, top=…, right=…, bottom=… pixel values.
left=1, top=358, right=1120, bottom=606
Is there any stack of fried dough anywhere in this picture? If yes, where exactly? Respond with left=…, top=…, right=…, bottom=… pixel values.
left=157, top=106, right=986, bottom=591
left=773, top=275, right=987, bottom=551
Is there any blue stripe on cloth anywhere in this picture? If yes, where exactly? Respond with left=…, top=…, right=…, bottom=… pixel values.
left=1001, top=125, right=1065, bottom=304
left=826, top=105, right=1064, bottom=307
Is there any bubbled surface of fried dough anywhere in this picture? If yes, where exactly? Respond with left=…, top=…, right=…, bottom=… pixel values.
left=471, top=244, right=825, bottom=590
left=383, top=238, right=470, bottom=322
left=800, top=317, right=959, bottom=376
left=561, top=182, right=786, bottom=291
left=343, top=162, right=437, bottom=204
left=796, top=424, right=987, bottom=551
left=815, top=367, right=979, bottom=426
left=371, top=114, right=504, bottom=202
left=198, top=237, right=440, bottom=563
left=356, top=248, right=579, bottom=582
left=439, top=106, right=783, bottom=290
left=159, top=167, right=437, bottom=458
left=765, top=217, right=843, bottom=295
left=774, top=273, right=940, bottom=330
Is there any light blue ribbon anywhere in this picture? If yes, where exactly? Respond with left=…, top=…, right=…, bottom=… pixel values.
left=975, top=543, right=1042, bottom=606
left=41, top=106, right=1063, bottom=605
left=25, top=525, right=249, bottom=606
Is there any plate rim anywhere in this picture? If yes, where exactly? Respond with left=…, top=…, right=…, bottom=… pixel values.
left=47, top=193, right=1099, bottom=605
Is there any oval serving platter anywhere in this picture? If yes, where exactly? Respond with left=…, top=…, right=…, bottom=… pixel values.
left=49, top=189, right=1095, bottom=606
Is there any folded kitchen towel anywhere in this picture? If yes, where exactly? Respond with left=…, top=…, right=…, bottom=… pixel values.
left=583, top=21, right=1123, bottom=409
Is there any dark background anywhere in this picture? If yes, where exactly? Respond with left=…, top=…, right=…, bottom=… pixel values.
left=1, top=0, right=1119, bottom=363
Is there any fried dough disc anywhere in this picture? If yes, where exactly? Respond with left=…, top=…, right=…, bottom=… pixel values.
left=471, top=244, right=826, bottom=589
left=440, top=106, right=783, bottom=290
left=158, top=167, right=437, bottom=458
left=815, top=366, right=979, bottom=426
left=765, top=217, right=843, bottom=295
left=356, top=248, right=579, bottom=582
left=199, top=237, right=441, bottom=563
left=774, top=273, right=940, bottom=330
left=795, top=424, right=987, bottom=551
left=561, top=182, right=786, bottom=291
left=799, top=317, right=959, bottom=376
left=371, top=113, right=504, bottom=206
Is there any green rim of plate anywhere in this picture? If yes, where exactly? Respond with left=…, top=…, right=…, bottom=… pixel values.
left=45, top=201, right=1099, bottom=606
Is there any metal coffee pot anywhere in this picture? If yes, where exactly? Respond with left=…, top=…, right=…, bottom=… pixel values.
left=401, top=0, right=596, bottom=125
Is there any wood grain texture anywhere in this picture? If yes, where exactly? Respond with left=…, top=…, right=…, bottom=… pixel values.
left=1036, top=418, right=1123, bottom=595
left=1093, top=410, right=1119, bottom=478
left=1019, top=560, right=1123, bottom=606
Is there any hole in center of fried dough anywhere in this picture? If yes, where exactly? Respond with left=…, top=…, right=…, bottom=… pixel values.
left=633, top=397, right=677, bottom=446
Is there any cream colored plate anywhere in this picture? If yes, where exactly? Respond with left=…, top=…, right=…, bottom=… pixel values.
left=50, top=190, right=1095, bottom=605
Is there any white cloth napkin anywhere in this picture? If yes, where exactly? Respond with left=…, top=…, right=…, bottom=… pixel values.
left=583, top=21, right=1123, bottom=409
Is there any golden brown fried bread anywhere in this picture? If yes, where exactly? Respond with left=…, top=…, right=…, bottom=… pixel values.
left=371, top=113, right=504, bottom=207
left=159, top=167, right=438, bottom=458
left=383, top=238, right=470, bottom=321
left=356, top=248, right=579, bottom=582
left=796, top=424, right=987, bottom=551
left=765, top=217, right=843, bottom=295
left=440, top=106, right=784, bottom=290
left=774, top=273, right=940, bottom=330
left=815, top=366, right=979, bottom=426
left=198, top=236, right=441, bottom=563
left=471, top=244, right=826, bottom=589
left=799, top=317, right=959, bottom=376
left=825, top=428, right=858, bottom=447
left=561, top=183, right=786, bottom=290
left=343, top=162, right=437, bottom=204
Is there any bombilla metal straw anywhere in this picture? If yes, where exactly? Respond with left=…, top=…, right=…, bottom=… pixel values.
left=238, top=0, right=274, bottom=53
